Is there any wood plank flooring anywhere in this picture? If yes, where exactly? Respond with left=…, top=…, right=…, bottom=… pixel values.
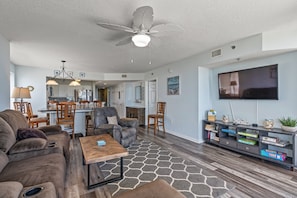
left=65, top=127, right=297, bottom=198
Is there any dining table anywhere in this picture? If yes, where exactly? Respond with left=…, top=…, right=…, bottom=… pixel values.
left=38, top=107, right=93, bottom=137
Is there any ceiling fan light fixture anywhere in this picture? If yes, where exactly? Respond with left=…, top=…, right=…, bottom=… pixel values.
left=132, top=34, right=151, bottom=47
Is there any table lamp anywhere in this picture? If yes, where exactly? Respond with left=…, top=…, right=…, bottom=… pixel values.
left=11, top=87, right=31, bottom=113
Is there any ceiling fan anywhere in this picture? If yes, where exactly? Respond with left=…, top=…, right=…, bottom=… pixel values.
left=97, top=6, right=183, bottom=47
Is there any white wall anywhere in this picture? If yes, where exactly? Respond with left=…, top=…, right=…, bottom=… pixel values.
left=9, top=31, right=297, bottom=144
left=0, top=34, right=11, bottom=110
left=145, top=48, right=297, bottom=143
left=109, top=83, right=126, bottom=117
left=211, top=51, right=297, bottom=128
left=15, top=65, right=145, bottom=115
left=125, top=81, right=145, bottom=107
left=144, top=57, right=200, bottom=143
left=15, top=66, right=52, bottom=115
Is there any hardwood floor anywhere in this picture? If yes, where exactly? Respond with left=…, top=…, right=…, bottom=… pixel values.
left=65, top=127, right=297, bottom=198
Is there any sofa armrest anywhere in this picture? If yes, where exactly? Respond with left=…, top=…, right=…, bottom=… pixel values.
left=93, top=124, right=114, bottom=135
left=8, top=139, right=62, bottom=162
left=8, top=146, right=62, bottom=162
left=0, top=181, right=23, bottom=198
left=9, top=138, right=47, bottom=154
left=38, top=125, right=62, bottom=136
left=112, top=125, right=122, bottom=144
left=93, top=124, right=122, bottom=144
left=119, top=118, right=138, bottom=128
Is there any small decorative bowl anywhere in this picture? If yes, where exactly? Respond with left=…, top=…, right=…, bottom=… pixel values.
left=263, top=119, right=274, bottom=129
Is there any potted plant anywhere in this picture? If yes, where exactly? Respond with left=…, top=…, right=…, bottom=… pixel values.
left=279, top=117, right=297, bottom=132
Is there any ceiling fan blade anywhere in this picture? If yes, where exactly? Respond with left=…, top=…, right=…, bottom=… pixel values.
left=97, top=22, right=135, bottom=33
left=149, top=23, right=183, bottom=37
left=116, top=37, right=132, bottom=46
left=132, top=6, right=153, bottom=31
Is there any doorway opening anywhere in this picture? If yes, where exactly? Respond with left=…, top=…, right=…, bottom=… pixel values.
left=148, top=79, right=157, bottom=116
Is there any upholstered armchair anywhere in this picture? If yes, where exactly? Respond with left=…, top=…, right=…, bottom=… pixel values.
left=93, top=107, right=138, bottom=147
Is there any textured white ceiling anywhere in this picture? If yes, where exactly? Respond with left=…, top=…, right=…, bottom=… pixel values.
left=0, top=0, right=297, bottom=73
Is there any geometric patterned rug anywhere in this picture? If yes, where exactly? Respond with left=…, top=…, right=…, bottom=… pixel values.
left=99, top=140, right=234, bottom=198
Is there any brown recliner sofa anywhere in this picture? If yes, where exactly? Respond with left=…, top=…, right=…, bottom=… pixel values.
left=0, top=109, right=70, bottom=162
left=0, top=151, right=65, bottom=198
left=0, top=109, right=70, bottom=198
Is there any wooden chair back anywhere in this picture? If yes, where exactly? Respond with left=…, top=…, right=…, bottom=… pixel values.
left=147, top=102, right=166, bottom=135
left=26, top=102, right=49, bottom=128
left=13, top=102, right=28, bottom=114
left=56, top=102, right=76, bottom=138
left=26, top=102, right=34, bottom=119
left=93, top=100, right=102, bottom=107
left=79, top=100, right=89, bottom=108
left=156, top=102, right=166, bottom=116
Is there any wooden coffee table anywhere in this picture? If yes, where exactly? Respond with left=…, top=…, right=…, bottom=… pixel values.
left=79, top=134, right=128, bottom=189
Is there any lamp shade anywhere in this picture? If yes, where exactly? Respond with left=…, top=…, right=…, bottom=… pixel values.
left=69, top=80, right=81, bottom=86
left=132, top=34, right=151, bottom=47
left=11, top=87, right=31, bottom=99
left=46, top=79, right=59, bottom=85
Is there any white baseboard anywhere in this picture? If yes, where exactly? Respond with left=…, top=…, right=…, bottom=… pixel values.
left=164, top=129, right=204, bottom=144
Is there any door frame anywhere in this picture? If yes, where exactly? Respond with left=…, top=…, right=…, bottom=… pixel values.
left=145, top=78, right=158, bottom=125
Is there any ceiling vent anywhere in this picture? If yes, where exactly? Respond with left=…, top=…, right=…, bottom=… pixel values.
left=211, top=49, right=222, bottom=57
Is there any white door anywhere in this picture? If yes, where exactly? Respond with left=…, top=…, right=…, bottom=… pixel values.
left=148, top=80, right=157, bottom=115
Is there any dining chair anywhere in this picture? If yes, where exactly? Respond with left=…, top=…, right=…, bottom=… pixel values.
left=13, top=101, right=28, bottom=114
left=79, top=100, right=89, bottom=108
left=56, top=102, right=76, bottom=139
left=26, top=102, right=49, bottom=128
left=93, top=100, right=103, bottom=108
left=147, top=102, right=166, bottom=135
left=14, top=101, right=38, bottom=119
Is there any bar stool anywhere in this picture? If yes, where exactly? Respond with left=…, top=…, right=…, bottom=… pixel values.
left=147, top=102, right=166, bottom=135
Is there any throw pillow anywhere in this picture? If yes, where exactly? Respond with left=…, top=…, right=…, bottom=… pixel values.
left=107, top=116, right=118, bottom=125
left=17, top=128, right=47, bottom=140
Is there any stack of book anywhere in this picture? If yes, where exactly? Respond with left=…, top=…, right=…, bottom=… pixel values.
left=209, top=132, right=220, bottom=141
left=221, top=128, right=236, bottom=135
left=260, top=149, right=287, bottom=162
left=261, top=136, right=289, bottom=147
left=238, top=131, right=258, bottom=138
left=205, top=124, right=217, bottom=132
left=238, top=138, right=257, bottom=145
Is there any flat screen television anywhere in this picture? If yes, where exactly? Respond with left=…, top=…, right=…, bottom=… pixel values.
left=218, top=64, right=278, bottom=100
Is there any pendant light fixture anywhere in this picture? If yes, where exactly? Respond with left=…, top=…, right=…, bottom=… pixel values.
left=46, top=60, right=81, bottom=86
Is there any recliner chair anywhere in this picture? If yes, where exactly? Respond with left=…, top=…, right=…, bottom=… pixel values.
left=92, top=107, right=138, bottom=147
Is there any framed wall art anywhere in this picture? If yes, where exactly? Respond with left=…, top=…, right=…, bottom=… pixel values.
left=167, top=75, right=180, bottom=95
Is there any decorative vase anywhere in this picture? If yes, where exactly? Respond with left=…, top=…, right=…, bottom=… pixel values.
left=222, top=115, right=229, bottom=123
left=281, top=125, right=297, bottom=132
left=263, top=119, right=274, bottom=129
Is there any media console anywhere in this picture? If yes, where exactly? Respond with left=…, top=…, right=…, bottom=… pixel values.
left=203, top=120, right=297, bottom=170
